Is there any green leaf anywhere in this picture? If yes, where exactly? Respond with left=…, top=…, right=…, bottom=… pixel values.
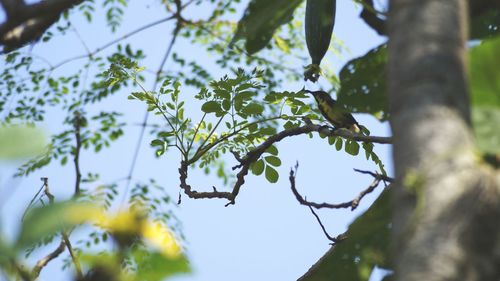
left=470, top=36, right=500, bottom=154
left=201, top=101, right=222, bottom=113
left=337, top=44, right=388, bottom=120
left=265, top=155, right=281, bottom=167
left=300, top=190, right=391, bottom=281
left=251, top=159, right=265, bottom=175
left=231, top=0, right=304, bottom=54
left=265, top=145, right=279, bottom=155
left=328, top=136, right=336, bottom=145
left=242, top=102, right=264, bottom=116
left=265, top=165, right=279, bottom=183
left=134, top=250, right=190, bottom=281
left=222, top=99, right=231, bottom=111
left=260, top=127, right=277, bottom=135
left=335, top=138, right=343, bottom=151
left=0, top=126, right=46, bottom=159
left=0, top=237, right=14, bottom=266
left=362, top=142, right=374, bottom=160
left=470, top=36, right=500, bottom=108
left=345, top=141, right=360, bottom=156
left=16, top=202, right=97, bottom=249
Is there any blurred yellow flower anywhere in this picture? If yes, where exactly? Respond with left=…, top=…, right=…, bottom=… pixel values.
left=65, top=204, right=181, bottom=258
left=142, top=222, right=182, bottom=258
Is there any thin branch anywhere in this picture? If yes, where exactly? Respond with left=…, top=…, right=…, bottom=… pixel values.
left=357, top=0, right=500, bottom=37
left=179, top=121, right=391, bottom=205
left=61, top=232, right=82, bottom=279
left=187, top=112, right=207, bottom=154
left=21, top=181, right=46, bottom=221
left=358, top=0, right=387, bottom=35
left=47, top=0, right=197, bottom=69
left=308, top=206, right=347, bottom=245
left=40, top=178, right=83, bottom=279
left=289, top=164, right=390, bottom=211
left=353, top=168, right=393, bottom=183
left=121, top=22, right=183, bottom=207
left=72, top=111, right=82, bottom=197
left=190, top=114, right=226, bottom=163
left=70, top=22, right=91, bottom=55
left=48, top=15, right=178, bottom=70
left=32, top=240, right=66, bottom=278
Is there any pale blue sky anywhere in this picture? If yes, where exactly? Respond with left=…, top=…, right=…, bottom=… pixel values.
left=0, top=1, right=390, bottom=280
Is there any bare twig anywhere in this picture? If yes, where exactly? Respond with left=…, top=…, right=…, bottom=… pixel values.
left=289, top=164, right=391, bottom=211
left=353, top=168, right=393, bottom=183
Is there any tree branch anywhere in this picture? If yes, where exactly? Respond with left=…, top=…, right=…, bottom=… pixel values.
left=32, top=240, right=66, bottom=278
left=357, top=0, right=500, bottom=36
left=178, top=122, right=391, bottom=205
left=359, top=0, right=386, bottom=35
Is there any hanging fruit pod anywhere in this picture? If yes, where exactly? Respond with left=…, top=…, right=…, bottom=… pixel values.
left=304, top=0, right=336, bottom=82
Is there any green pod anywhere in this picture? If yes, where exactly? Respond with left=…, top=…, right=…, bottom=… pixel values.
left=305, top=0, right=336, bottom=65
left=304, top=0, right=336, bottom=82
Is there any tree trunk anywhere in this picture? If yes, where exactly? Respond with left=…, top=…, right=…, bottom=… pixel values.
left=388, top=0, right=500, bottom=280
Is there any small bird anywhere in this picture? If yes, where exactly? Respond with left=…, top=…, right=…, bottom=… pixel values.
left=306, top=90, right=361, bottom=133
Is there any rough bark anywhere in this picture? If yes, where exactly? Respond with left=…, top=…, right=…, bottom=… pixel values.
left=388, top=0, right=500, bottom=280
left=0, top=0, right=83, bottom=53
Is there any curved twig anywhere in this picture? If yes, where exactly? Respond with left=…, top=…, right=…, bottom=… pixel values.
left=289, top=164, right=393, bottom=211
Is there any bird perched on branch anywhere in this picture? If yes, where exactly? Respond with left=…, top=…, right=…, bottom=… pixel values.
left=306, top=90, right=361, bottom=133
